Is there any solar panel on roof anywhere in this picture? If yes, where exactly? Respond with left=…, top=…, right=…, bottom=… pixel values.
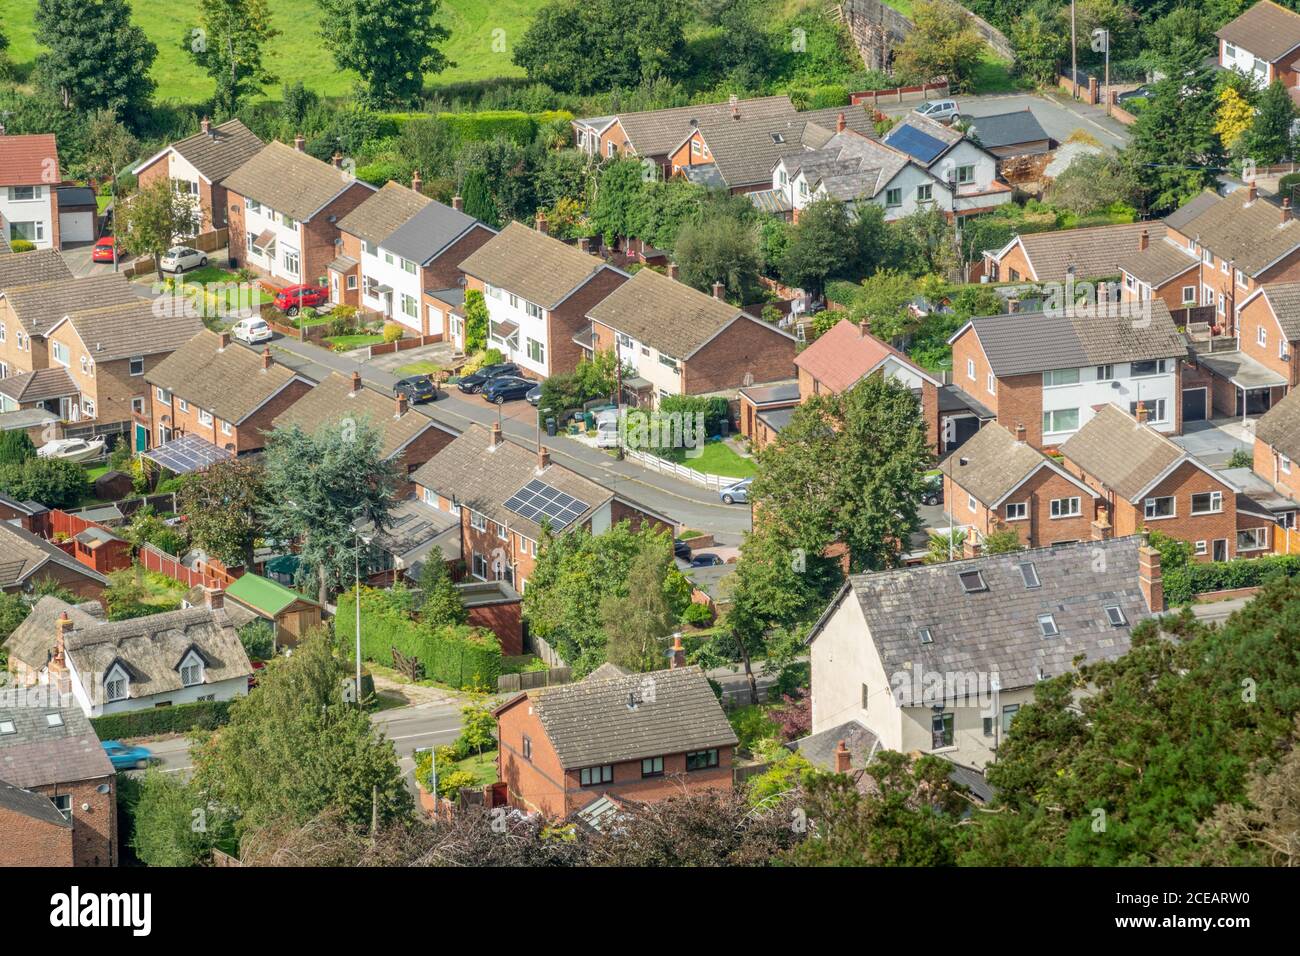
left=885, top=124, right=948, bottom=165
left=142, top=433, right=233, bottom=475
left=503, top=479, right=590, bottom=531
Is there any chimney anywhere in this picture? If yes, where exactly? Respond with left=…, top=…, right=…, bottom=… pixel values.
left=350, top=371, right=362, bottom=394
left=667, top=262, right=679, bottom=281
left=395, top=392, right=408, bottom=418
left=490, top=421, right=503, bottom=448
left=331, top=151, right=343, bottom=169
left=963, top=534, right=982, bottom=559
left=218, top=331, right=231, bottom=350
left=411, top=170, right=423, bottom=194
left=535, top=210, right=548, bottom=234
left=53, top=612, right=70, bottom=667
left=1138, top=228, right=1149, bottom=252
left=1246, top=181, right=1257, bottom=203
left=1014, top=422, right=1026, bottom=443
left=833, top=739, right=852, bottom=774
left=836, top=112, right=847, bottom=133
left=577, top=237, right=590, bottom=254
left=203, top=586, right=224, bottom=610
left=1135, top=401, right=1148, bottom=424
left=1091, top=502, right=1111, bottom=541
left=1284, top=198, right=1293, bottom=225
left=1139, top=533, right=1164, bottom=612
left=537, top=444, right=550, bottom=472
left=731, top=101, right=740, bottom=121
left=858, top=320, right=868, bottom=338
left=670, top=633, right=686, bottom=669
left=452, top=195, right=464, bottom=211
left=293, top=133, right=305, bottom=152
left=200, top=116, right=211, bottom=135
left=261, top=347, right=273, bottom=371
left=712, top=281, right=725, bottom=300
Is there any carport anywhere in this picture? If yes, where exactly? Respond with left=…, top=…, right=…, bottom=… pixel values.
left=1196, top=351, right=1288, bottom=422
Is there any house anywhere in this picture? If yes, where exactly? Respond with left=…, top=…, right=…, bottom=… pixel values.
left=1221, top=281, right=1300, bottom=420
left=0, top=273, right=137, bottom=380
left=583, top=267, right=797, bottom=407
left=0, top=522, right=108, bottom=599
left=494, top=660, right=738, bottom=819
left=986, top=221, right=1168, bottom=285
left=792, top=318, right=945, bottom=453
left=4, top=596, right=252, bottom=716
left=947, top=300, right=1187, bottom=448
left=143, top=329, right=315, bottom=454
left=1059, top=403, right=1259, bottom=561
left=805, top=536, right=1159, bottom=770
left=1252, top=388, right=1300, bottom=525
left=273, top=370, right=456, bottom=494
left=350, top=494, right=461, bottom=585
left=410, top=422, right=674, bottom=607
left=737, top=380, right=800, bottom=450
left=1216, top=1, right=1300, bottom=90
left=44, top=300, right=204, bottom=428
left=939, top=421, right=1101, bottom=550
left=132, top=117, right=265, bottom=235
left=965, top=109, right=1053, bottom=158
left=220, top=575, right=322, bottom=649
left=0, top=247, right=72, bottom=294
left=0, top=367, right=79, bottom=422
left=0, top=702, right=116, bottom=866
left=0, top=134, right=60, bottom=250
left=332, top=176, right=496, bottom=334
left=457, top=219, right=629, bottom=378
left=223, top=138, right=376, bottom=287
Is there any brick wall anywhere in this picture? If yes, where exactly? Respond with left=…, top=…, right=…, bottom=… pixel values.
left=301, top=181, right=374, bottom=286
left=1254, top=435, right=1300, bottom=501
left=423, top=225, right=496, bottom=299
left=992, top=240, right=1034, bottom=282
left=547, top=269, right=628, bottom=378
left=680, top=317, right=796, bottom=396
left=0, top=805, right=73, bottom=866
left=391, top=424, right=455, bottom=498
left=33, top=776, right=115, bottom=867
left=0, top=302, right=46, bottom=375
left=467, top=600, right=523, bottom=657
left=1236, top=293, right=1299, bottom=389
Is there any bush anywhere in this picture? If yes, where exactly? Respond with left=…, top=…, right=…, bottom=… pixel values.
left=9, top=239, right=35, bottom=253
left=1163, top=553, right=1300, bottom=605
left=682, top=601, right=714, bottom=626
left=728, top=705, right=780, bottom=753
left=0, top=430, right=35, bottom=466
left=382, top=323, right=404, bottom=344
left=90, top=699, right=233, bottom=740
left=0, top=457, right=91, bottom=509
left=238, top=619, right=276, bottom=660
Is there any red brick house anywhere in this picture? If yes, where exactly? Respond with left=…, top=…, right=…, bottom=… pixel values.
left=0, top=779, right=74, bottom=866
left=1222, top=282, right=1300, bottom=419
left=494, top=660, right=738, bottom=819
left=986, top=221, right=1168, bottom=284
left=1216, top=2, right=1300, bottom=89
left=1253, top=388, right=1300, bottom=524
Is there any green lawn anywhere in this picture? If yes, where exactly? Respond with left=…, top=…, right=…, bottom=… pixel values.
left=396, top=360, right=445, bottom=376
left=6, top=0, right=538, bottom=105
left=679, top=441, right=757, bottom=479
left=452, top=750, right=499, bottom=788
left=325, top=333, right=385, bottom=352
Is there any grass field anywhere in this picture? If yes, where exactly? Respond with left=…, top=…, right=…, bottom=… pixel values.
left=5, top=0, right=538, bottom=104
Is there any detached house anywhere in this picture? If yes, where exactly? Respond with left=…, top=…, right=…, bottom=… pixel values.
left=132, top=118, right=265, bottom=236
left=458, top=220, right=629, bottom=378
left=224, top=138, right=376, bottom=287
left=1060, top=403, right=1259, bottom=561
left=0, top=134, right=60, bottom=250
left=1216, top=0, right=1300, bottom=89
left=1227, top=282, right=1300, bottom=417
left=583, top=267, right=796, bottom=407
left=806, top=536, right=1159, bottom=769
left=0, top=273, right=137, bottom=380
left=947, top=300, right=1187, bottom=448
left=143, top=329, right=314, bottom=454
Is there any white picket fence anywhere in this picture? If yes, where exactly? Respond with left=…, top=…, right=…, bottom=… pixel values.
left=624, top=447, right=731, bottom=491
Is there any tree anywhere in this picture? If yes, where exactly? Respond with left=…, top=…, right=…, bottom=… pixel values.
left=892, top=0, right=986, bottom=93
left=1214, top=84, right=1254, bottom=153
left=0, top=430, right=35, bottom=466
left=923, top=527, right=966, bottom=564
left=417, top=557, right=467, bottom=628
left=458, top=700, right=496, bottom=756
left=316, top=0, right=450, bottom=105
left=1143, top=6, right=1215, bottom=78
left=1243, top=80, right=1298, bottom=165
left=259, top=421, right=399, bottom=604
left=176, top=459, right=263, bottom=568
left=238, top=619, right=275, bottom=660
left=458, top=167, right=499, bottom=228
left=982, top=526, right=1024, bottom=554
left=851, top=270, right=920, bottom=342
left=103, top=568, right=152, bottom=621
left=673, top=215, right=761, bottom=302
left=602, top=546, right=678, bottom=672
left=462, top=288, right=489, bottom=353
left=184, top=0, right=280, bottom=115
left=1124, top=70, right=1223, bottom=214
left=129, top=770, right=232, bottom=866
left=117, top=178, right=203, bottom=280
left=34, top=0, right=157, bottom=116
left=1049, top=152, right=1140, bottom=216
left=590, top=159, right=649, bottom=244
left=0, top=457, right=90, bottom=510
left=82, top=110, right=138, bottom=188
left=776, top=198, right=861, bottom=298
left=1008, top=3, right=1067, bottom=86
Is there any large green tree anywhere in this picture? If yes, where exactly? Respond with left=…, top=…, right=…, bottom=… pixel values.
left=1243, top=80, right=1298, bottom=165
left=1124, top=69, right=1224, bottom=214
left=184, top=0, right=280, bottom=115
left=892, top=0, right=986, bottom=92
left=601, top=545, right=679, bottom=672
left=34, top=0, right=157, bottom=116
left=776, top=198, right=862, bottom=298
left=673, top=215, right=761, bottom=302
left=316, top=0, right=451, bottom=105
left=176, top=458, right=264, bottom=568
left=116, top=177, right=203, bottom=279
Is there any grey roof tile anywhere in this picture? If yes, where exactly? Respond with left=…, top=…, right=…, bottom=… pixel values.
left=0, top=702, right=113, bottom=789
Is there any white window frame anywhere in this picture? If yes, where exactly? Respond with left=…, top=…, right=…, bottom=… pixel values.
left=1190, top=490, right=1223, bottom=515
left=1143, top=495, right=1176, bottom=520
left=1005, top=501, right=1027, bottom=521
left=1050, top=497, right=1081, bottom=518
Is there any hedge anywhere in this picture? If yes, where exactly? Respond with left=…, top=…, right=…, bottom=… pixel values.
left=91, top=699, right=232, bottom=741
left=338, top=588, right=502, bottom=689
left=1163, top=554, right=1300, bottom=605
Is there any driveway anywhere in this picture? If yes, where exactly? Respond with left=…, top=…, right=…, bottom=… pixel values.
left=1170, top=419, right=1252, bottom=468
left=367, top=341, right=459, bottom=376
left=880, top=91, right=1131, bottom=150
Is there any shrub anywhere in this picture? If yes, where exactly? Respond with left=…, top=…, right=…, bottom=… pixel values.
left=383, top=323, right=404, bottom=344
left=1163, top=554, right=1300, bottom=605
left=0, top=430, right=35, bottom=466
left=682, top=601, right=714, bottom=626
left=728, top=704, right=779, bottom=753
left=91, top=699, right=232, bottom=739
left=238, top=619, right=276, bottom=660
left=9, top=239, right=35, bottom=253
left=1227, top=449, right=1253, bottom=469
left=0, top=457, right=91, bottom=509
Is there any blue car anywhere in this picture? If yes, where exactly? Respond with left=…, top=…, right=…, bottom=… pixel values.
left=102, top=740, right=151, bottom=771
left=719, top=478, right=751, bottom=505
left=482, top=375, right=536, bottom=405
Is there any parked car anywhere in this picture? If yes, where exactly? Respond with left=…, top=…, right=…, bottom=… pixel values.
left=526, top=384, right=542, bottom=406
left=915, top=99, right=960, bottom=123
left=457, top=362, right=521, bottom=394
left=102, top=741, right=151, bottom=771
left=273, top=284, right=328, bottom=316
left=91, top=236, right=122, bottom=263
left=690, top=553, right=724, bottom=568
left=37, top=437, right=105, bottom=463
left=159, top=246, right=207, bottom=274
left=482, top=375, right=536, bottom=404
left=395, top=375, right=439, bottom=404
left=920, top=473, right=944, bottom=507
left=595, top=409, right=621, bottom=449
left=673, top=538, right=693, bottom=560
left=231, top=316, right=273, bottom=344
left=719, top=478, right=751, bottom=505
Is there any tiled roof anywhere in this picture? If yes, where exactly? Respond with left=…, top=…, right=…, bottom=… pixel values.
left=222, top=141, right=366, bottom=221
left=0, top=134, right=59, bottom=188
left=795, top=318, right=937, bottom=392
left=967, top=109, right=1051, bottom=150
left=605, top=95, right=795, bottom=160
left=458, top=221, right=615, bottom=309
left=336, top=181, right=430, bottom=246
left=1121, top=236, right=1199, bottom=285
left=0, top=367, right=78, bottom=404
left=386, top=199, right=486, bottom=266
left=0, top=524, right=109, bottom=590
left=939, top=422, right=1082, bottom=506
left=1058, top=403, right=1193, bottom=501
left=1012, top=221, right=1169, bottom=282
left=0, top=778, right=72, bottom=827
left=0, top=249, right=71, bottom=291
left=58, top=300, right=204, bottom=362
left=0, top=702, right=112, bottom=789
left=519, top=665, right=738, bottom=768
left=1259, top=282, right=1300, bottom=340
left=1163, top=191, right=1219, bottom=231
left=4, top=274, right=138, bottom=337
left=1170, top=188, right=1300, bottom=276
left=146, top=329, right=304, bottom=425
left=1216, top=1, right=1300, bottom=62
left=166, top=119, right=265, bottom=184
left=272, top=371, right=447, bottom=460
left=818, top=537, right=1151, bottom=701
left=1256, top=386, right=1300, bottom=459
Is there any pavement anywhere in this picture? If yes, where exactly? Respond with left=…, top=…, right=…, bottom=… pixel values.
left=880, top=91, right=1132, bottom=150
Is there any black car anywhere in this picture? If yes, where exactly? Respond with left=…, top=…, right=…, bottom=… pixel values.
left=482, top=375, right=535, bottom=404
left=673, top=538, right=692, bottom=561
left=919, top=473, right=943, bottom=507
left=689, top=553, right=724, bottom=568
left=394, top=375, right=439, bottom=403
left=457, top=362, right=521, bottom=394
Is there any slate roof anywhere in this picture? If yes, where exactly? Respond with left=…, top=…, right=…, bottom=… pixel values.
left=1255, top=386, right=1300, bottom=459
left=336, top=181, right=430, bottom=246
left=790, top=719, right=879, bottom=772
left=161, top=119, right=265, bottom=184
left=0, top=367, right=78, bottom=404
left=1216, top=1, right=1300, bottom=62
left=815, top=537, right=1151, bottom=702
left=967, top=109, right=1051, bottom=150
left=222, top=141, right=366, bottom=221
left=0, top=134, right=59, bottom=188
left=458, top=221, right=615, bottom=309
left=516, top=665, right=738, bottom=769
left=410, top=423, right=615, bottom=541
left=0, top=701, right=113, bottom=789
left=960, top=299, right=1185, bottom=377
left=739, top=380, right=800, bottom=405
left=272, top=371, right=448, bottom=460
left=1010, top=222, right=1169, bottom=282
left=1169, top=188, right=1300, bottom=276
left=1257, top=282, right=1300, bottom=340
left=1121, top=236, right=1199, bottom=285
left=1163, top=191, right=1220, bottom=231
left=386, top=199, right=486, bottom=266
left=882, top=113, right=964, bottom=167
left=1059, top=403, right=1210, bottom=501
left=0, top=778, right=72, bottom=827
left=940, top=422, right=1090, bottom=506
left=584, top=662, right=633, bottom=683
left=796, top=318, right=938, bottom=392
left=146, top=329, right=304, bottom=425
left=0, top=524, right=109, bottom=591
left=0, top=247, right=72, bottom=291
left=57, top=300, right=204, bottom=362
left=4, top=273, right=138, bottom=337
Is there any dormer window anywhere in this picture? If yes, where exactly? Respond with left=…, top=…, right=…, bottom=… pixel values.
left=179, top=650, right=205, bottom=687
left=105, top=665, right=129, bottom=702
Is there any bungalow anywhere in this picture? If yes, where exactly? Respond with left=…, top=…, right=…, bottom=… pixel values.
left=0, top=134, right=60, bottom=250
left=223, top=138, right=376, bottom=287
left=0, top=273, right=137, bottom=379
left=986, top=221, right=1168, bottom=285
left=583, top=267, right=797, bottom=407
left=1216, top=0, right=1300, bottom=90
left=132, top=117, right=265, bottom=236
left=494, top=660, right=738, bottom=819
left=0, top=522, right=108, bottom=600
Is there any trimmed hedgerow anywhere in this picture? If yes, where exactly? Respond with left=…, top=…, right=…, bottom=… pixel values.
left=1163, top=554, right=1300, bottom=606
left=91, top=699, right=232, bottom=741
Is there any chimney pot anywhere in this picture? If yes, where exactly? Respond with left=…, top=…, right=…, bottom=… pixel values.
left=833, top=740, right=851, bottom=774
left=670, top=633, right=686, bottom=669
left=1139, top=537, right=1164, bottom=612
left=836, top=112, right=847, bottom=133
left=218, top=331, right=230, bottom=350
left=537, top=443, right=550, bottom=472
left=54, top=611, right=70, bottom=665
left=293, top=133, right=305, bottom=152
left=261, top=347, right=273, bottom=371
left=712, top=281, right=725, bottom=300
left=490, top=421, right=503, bottom=448
left=351, top=371, right=362, bottom=394
left=1138, top=228, right=1149, bottom=251
left=200, top=116, right=211, bottom=134
left=203, top=587, right=224, bottom=610
left=1284, top=198, right=1293, bottom=224
left=1246, top=181, right=1257, bottom=203
left=452, top=195, right=464, bottom=211
left=411, top=169, right=423, bottom=194
left=1015, top=422, right=1026, bottom=443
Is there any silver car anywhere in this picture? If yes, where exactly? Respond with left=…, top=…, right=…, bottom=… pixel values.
left=719, top=478, right=751, bottom=505
left=160, top=246, right=207, bottom=273
left=915, top=100, right=961, bottom=123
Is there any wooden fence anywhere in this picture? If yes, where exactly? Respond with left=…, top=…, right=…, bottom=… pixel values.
left=529, top=634, right=567, bottom=668
left=496, top=666, right=572, bottom=693
left=139, top=543, right=239, bottom=590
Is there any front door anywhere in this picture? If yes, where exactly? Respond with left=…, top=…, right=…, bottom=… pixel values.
left=134, top=423, right=148, bottom=452
left=1212, top=539, right=1228, bottom=561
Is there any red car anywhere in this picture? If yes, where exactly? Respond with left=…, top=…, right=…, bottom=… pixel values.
left=91, top=236, right=122, bottom=263
left=273, top=284, right=329, bottom=315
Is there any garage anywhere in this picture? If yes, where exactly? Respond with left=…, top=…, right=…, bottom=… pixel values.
left=56, top=186, right=98, bottom=245
left=1181, top=387, right=1207, bottom=423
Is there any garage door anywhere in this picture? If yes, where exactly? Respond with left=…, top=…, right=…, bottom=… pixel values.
left=59, top=211, right=95, bottom=244
left=1182, top=388, right=1207, bottom=423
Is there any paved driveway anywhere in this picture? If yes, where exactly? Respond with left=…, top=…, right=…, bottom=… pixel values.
left=880, top=92, right=1131, bottom=150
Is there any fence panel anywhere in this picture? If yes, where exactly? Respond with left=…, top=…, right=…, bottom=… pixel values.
left=624, top=448, right=729, bottom=491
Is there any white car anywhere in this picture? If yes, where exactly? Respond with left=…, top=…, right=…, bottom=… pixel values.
left=160, top=246, right=207, bottom=274
left=914, top=100, right=961, bottom=123
left=595, top=410, right=621, bottom=449
left=231, top=317, right=273, bottom=344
